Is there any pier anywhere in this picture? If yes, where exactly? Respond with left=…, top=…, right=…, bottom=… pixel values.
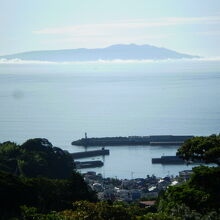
left=74, top=160, right=104, bottom=169
left=152, top=156, right=185, bottom=164
left=71, top=148, right=110, bottom=159
left=150, top=141, right=186, bottom=146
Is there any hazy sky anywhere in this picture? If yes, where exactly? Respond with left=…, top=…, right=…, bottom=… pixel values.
left=1, top=0, right=220, bottom=56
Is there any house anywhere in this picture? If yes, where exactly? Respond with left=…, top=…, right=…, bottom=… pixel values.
left=179, top=170, right=193, bottom=181
left=139, top=200, right=156, bottom=208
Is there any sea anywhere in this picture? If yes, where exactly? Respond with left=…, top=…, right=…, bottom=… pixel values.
left=0, top=58, right=220, bottom=179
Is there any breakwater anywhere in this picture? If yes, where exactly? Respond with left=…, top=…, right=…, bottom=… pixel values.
left=74, top=160, right=104, bottom=169
left=71, top=135, right=194, bottom=146
left=71, top=149, right=110, bottom=159
left=152, top=156, right=185, bottom=164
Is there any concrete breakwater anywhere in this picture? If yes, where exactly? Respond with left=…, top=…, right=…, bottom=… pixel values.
left=74, top=160, right=104, bottom=169
left=152, top=156, right=185, bottom=164
left=71, top=148, right=110, bottom=159
left=71, top=135, right=194, bottom=147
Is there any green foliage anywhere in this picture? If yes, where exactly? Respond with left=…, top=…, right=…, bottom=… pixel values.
left=171, top=135, right=220, bottom=217
left=188, top=166, right=220, bottom=210
left=137, top=213, right=180, bottom=220
left=0, top=171, right=29, bottom=219
left=0, top=138, right=73, bottom=179
left=59, top=201, right=156, bottom=220
left=0, top=141, right=21, bottom=173
left=162, top=204, right=220, bottom=220
left=15, top=204, right=220, bottom=220
left=20, top=201, right=132, bottom=220
left=112, top=201, right=153, bottom=217
left=0, top=138, right=98, bottom=219
left=0, top=170, right=96, bottom=220
left=20, top=206, right=64, bottom=220
left=158, top=166, right=220, bottom=216
left=21, top=201, right=176, bottom=220
left=1, top=137, right=220, bottom=220
left=177, top=134, right=220, bottom=165
left=158, top=183, right=210, bottom=213
left=73, top=200, right=132, bottom=220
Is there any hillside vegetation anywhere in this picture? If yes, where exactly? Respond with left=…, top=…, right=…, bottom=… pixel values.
left=0, top=135, right=219, bottom=220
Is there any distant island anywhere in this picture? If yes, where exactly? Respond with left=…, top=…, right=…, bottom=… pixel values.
left=0, top=44, right=199, bottom=62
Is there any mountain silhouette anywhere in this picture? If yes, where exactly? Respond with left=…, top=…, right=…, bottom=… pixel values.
left=0, top=44, right=199, bottom=61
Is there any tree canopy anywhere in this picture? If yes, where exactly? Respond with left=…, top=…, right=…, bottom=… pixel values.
left=0, top=138, right=97, bottom=219
left=0, top=138, right=73, bottom=179
left=177, top=134, right=220, bottom=165
left=158, top=166, right=220, bottom=217
left=20, top=201, right=178, bottom=220
left=0, top=170, right=97, bottom=219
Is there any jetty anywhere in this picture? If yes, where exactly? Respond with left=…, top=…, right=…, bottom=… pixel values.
left=152, top=156, right=185, bottom=164
left=71, top=148, right=110, bottom=159
left=74, top=160, right=104, bottom=169
left=72, top=134, right=194, bottom=147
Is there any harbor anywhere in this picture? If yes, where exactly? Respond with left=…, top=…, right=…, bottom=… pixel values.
left=70, top=135, right=206, bottom=177
left=71, top=144, right=202, bottom=178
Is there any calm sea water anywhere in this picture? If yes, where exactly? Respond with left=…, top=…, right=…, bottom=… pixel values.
left=0, top=60, right=219, bottom=178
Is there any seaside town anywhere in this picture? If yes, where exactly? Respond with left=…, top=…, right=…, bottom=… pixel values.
left=83, top=170, right=193, bottom=203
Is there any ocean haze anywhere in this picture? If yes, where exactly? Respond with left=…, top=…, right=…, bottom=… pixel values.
left=0, top=59, right=219, bottom=178
left=0, top=44, right=199, bottom=62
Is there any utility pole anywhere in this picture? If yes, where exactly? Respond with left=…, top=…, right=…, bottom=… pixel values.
left=131, top=171, right=134, bottom=179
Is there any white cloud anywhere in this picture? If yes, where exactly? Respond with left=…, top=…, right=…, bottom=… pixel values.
left=33, top=16, right=220, bottom=36
left=0, top=58, right=55, bottom=64
left=196, top=31, right=220, bottom=36
left=1, top=57, right=220, bottom=65
left=30, top=16, right=220, bottom=54
left=44, top=33, right=172, bottom=45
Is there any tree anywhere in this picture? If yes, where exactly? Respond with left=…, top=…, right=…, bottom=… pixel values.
left=0, top=141, right=21, bottom=174
left=177, top=134, right=220, bottom=165
left=0, top=138, right=74, bottom=179
left=158, top=166, right=220, bottom=215
left=0, top=171, right=97, bottom=219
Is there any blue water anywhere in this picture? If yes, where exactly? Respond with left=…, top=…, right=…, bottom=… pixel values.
left=0, top=60, right=219, bottom=178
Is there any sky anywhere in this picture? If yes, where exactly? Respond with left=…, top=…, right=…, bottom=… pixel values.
left=1, top=0, right=220, bottom=57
